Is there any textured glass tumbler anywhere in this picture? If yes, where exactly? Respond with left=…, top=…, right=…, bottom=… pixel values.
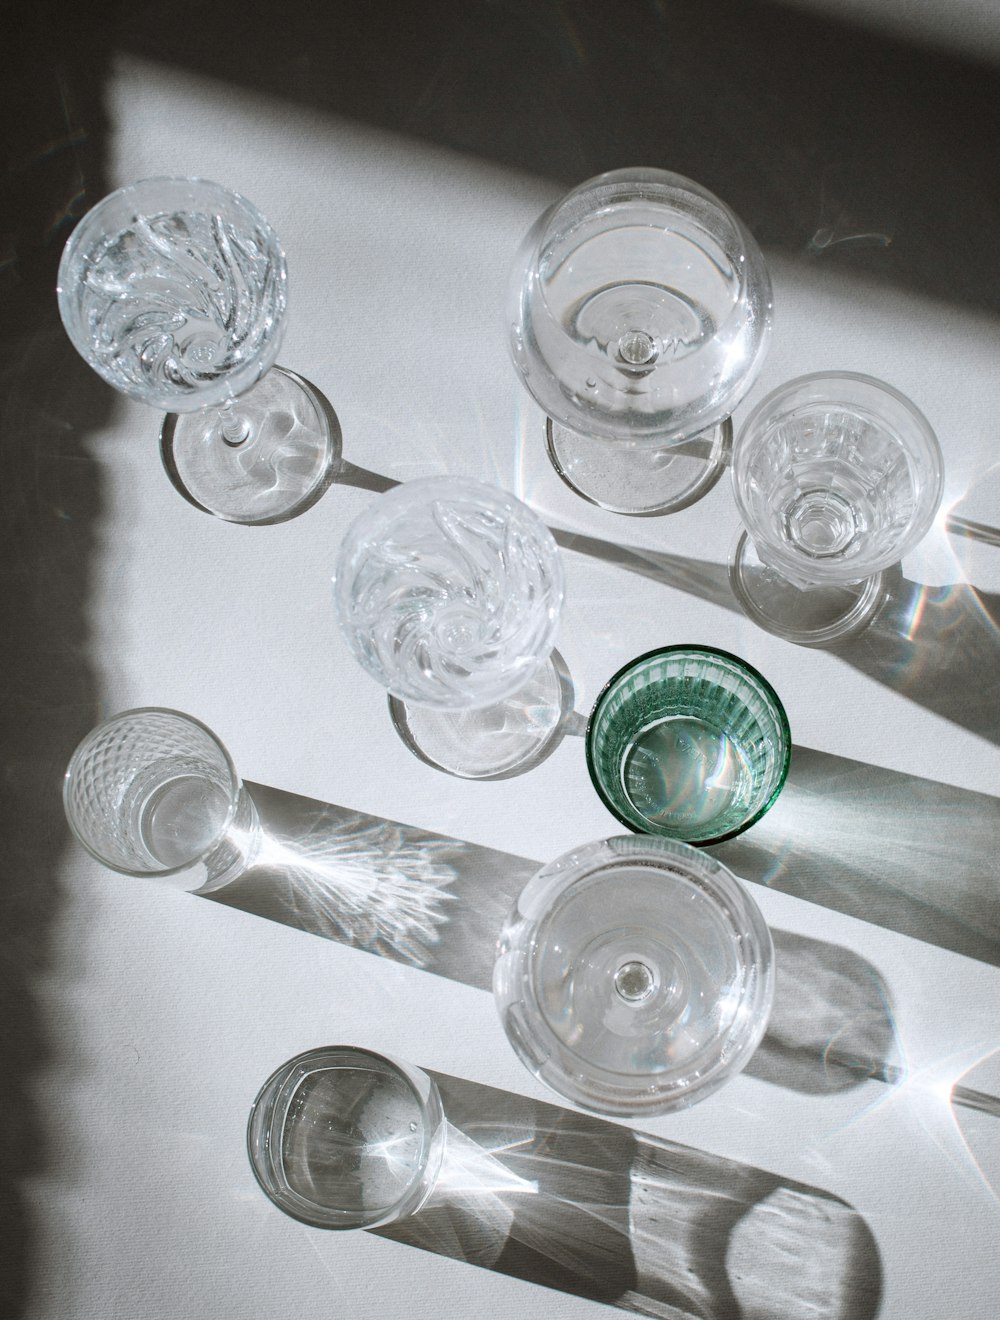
left=57, top=177, right=340, bottom=524
left=508, top=167, right=772, bottom=515
left=730, top=372, right=944, bottom=645
left=333, top=476, right=566, bottom=778
left=63, top=708, right=260, bottom=890
left=247, top=1046, right=446, bottom=1230
left=586, top=646, right=790, bottom=845
left=494, top=835, right=775, bottom=1116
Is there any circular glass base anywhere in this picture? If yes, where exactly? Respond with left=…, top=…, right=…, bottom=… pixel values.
left=546, top=416, right=731, bottom=516
left=494, top=836, right=774, bottom=1117
left=729, top=530, right=888, bottom=646
left=388, top=651, right=577, bottom=780
left=161, top=366, right=342, bottom=524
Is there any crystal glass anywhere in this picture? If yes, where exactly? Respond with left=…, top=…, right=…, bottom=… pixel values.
left=586, top=646, right=790, bottom=845
left=247, top=1046, right=446, bottom=1230
left=333, top=476, right=566, bottom=778
left=494, top=835, right=775, bottom=1116
left=508, top=167, right=771, bottom=514
left=730, top=372, right=944, bottom=645
left=63, top=707, right=259, bottom=890
left=57, top=177, right=341, bottom=524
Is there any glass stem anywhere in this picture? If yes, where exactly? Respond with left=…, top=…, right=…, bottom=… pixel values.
left=219, top=398, right=251, bottom=447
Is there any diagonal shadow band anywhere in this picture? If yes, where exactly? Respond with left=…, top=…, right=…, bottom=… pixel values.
left=207, top=753, right=996, bottom=1110
left=372, top=1069, right=883, bottom=1320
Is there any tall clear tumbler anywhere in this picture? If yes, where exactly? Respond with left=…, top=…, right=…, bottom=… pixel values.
left=63, top=707, right=260, bottom=891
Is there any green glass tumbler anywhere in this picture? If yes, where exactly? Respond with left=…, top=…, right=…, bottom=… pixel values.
left=586, top=645, right=790, bottom=845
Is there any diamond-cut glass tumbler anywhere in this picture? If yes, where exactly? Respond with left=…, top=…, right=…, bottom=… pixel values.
left=586, top=646, right=790, bottom=845
left=63, top=707, right=259, bottom=890
left=247, top=1046, right=446, bottom=1230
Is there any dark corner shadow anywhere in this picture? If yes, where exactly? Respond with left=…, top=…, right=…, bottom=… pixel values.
left=372, top=1070, right=883, bottom=1320
left=1, top=1, right=119, bottom=1315
left=713, top=744, right=1000, bottom=968
left=116, top=0, right=1000, bottom=317
left=553, top=527, right=1000, bottom=748
left=209, top=783, right=914, bottom=1105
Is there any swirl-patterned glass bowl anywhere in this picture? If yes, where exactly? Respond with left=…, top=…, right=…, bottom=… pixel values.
left=333, top=477, right=564, bottom=710
left=57, top=176, right=286, bottom=413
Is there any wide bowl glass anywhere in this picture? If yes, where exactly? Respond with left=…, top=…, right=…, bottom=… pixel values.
left=508, top=167, right=772, bottom=447
left=247, top=1046, right=446, bottom=1230
left=333, top=476, right=564, bottom=710
left=586, top=646, right=790, bottom=845
left=494, top=835, right=775, bottom=1117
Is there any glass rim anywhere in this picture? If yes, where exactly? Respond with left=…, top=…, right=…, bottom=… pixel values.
left=584, top=644, right=792, bottom=846
left=62, top=705, right=242, bottom=878
left=246, top=1045, right=444, bottom=1230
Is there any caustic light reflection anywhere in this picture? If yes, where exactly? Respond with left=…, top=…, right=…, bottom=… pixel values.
left=251, top=819, right=457, bottom=966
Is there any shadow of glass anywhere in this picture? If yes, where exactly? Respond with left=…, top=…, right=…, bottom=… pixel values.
left=715, top=745, right=1000, bottom=967
left=373, top=1070, right=883, bottom=1319
left=0, top=6, right=117, bottom=1317
left=210, top=782, right=914, bottom=1104
left=116, top=0, right=1000, bottom=318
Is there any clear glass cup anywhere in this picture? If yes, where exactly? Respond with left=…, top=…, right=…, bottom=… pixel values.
left=507, top=167, right=772, bottom=515
left=333, top=476, right=566, bottom=778
left=57, top=176, right=341, bottom=524
left=247, top=1046, right=446, bottom=1230
left=494, top=835, right=775, bottom=1116
left=730, top=372, right=945, bottom=645
left=585, top=646, right=790, bottom=846
left=63, top=707, right=260, bottom=890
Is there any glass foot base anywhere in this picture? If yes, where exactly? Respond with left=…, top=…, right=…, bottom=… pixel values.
left=161, top=366, right=343, bottom=524
left=729, top=530, right=888, bottom=646
left=388, top=651, right=578, bottom=780
left=546, top=416, right=731, bottom=516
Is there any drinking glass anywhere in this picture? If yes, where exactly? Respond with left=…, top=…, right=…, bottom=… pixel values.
left=730, top=372, right=945, bottom=645
left=63, top=707, right=259, bottom=890
left=247, top=1046, right=446, bottom=1229
left=333, top=476, right=567, bottom=779
left=586, top=646, right=790, bottom=846
left=494, top=835, right=775, bottom=1117
left=507, top=167, right=772, bottom=515
left=57, top=177, right=341, bottom=524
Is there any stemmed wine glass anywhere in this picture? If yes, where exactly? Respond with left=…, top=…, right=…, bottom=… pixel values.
left=507, top=167, right=772, bottom=515
left=494, top=835, right=775, bottom=1117
left=57, top=176, right=341, bottom=524
left=729, top=372, right=945, bottom=645
left=333, top=476, right=569, bottom=780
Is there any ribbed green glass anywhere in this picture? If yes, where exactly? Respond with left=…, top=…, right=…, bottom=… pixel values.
left=586, top=646, right=791, bottom=845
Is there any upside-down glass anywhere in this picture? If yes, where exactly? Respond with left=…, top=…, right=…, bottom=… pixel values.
left=507, top=167, right=772, bottom=515
left=63, top=707, right=260, bottom=890
left=247, top=1046, right=446, bottom=1229
left=333, top=476, right=568, bottom=779
left=730, top=372, right=945, bottom=645
left=494, top=835, right=775, bottom=1116
left=57, top=176, right=341, bottom=524
left=586, top=646, right=790, bottom=846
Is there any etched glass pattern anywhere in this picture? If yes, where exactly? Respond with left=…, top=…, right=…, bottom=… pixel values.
left=57, top=177, right=286, bottom=413
left=494, top=835, right=775, bottom=1116
left=63, top=707, right=257, bottom=885
left=586, top=646, right=790, bottom=845
left=333, top=477, right=564, bottom=710
left=732, top=372, right=944, bottom=588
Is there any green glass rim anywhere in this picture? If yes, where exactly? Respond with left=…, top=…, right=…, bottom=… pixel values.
left=584, top=644, right=792, bottom=846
